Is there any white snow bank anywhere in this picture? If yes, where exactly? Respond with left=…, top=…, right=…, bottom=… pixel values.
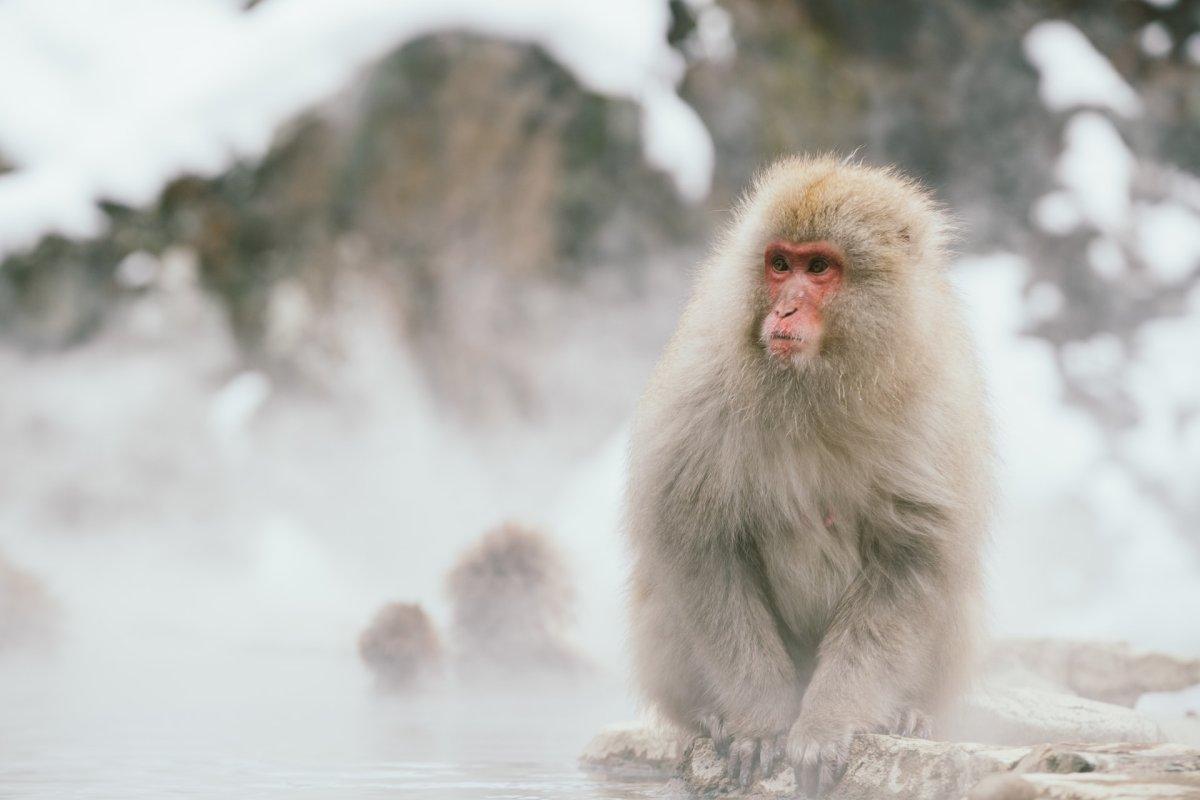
left=0, top=0, right=719, bottom=256
left=1024, top=21, right=1141, bottom=117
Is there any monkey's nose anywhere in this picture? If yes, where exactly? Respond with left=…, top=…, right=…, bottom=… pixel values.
left=776, top=306, right=797, bottom=319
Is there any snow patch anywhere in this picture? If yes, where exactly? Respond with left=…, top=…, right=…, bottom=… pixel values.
left=1024, top=21, right=1141, bottom=117
left=1056, top=112, right=1135, bottom=234
left=1032, top=190, right=1083, bottom=236
left=1134, top=202, right=1200, bottom=283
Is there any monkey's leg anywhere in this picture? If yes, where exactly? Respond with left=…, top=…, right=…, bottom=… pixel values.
left=788, top=500, right=973, bottom=797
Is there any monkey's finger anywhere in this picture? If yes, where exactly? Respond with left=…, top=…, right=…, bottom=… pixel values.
left=792, top=763, right=808, bottom=798
left=725, top=738, right=740, bottom=781
left=906, top=710, right=932, bottom=739
left=727, top=738, right=756, bottom=787
left=914, top=718, right=932, bottom=740
left=818, top=737, right=853, bottom=796
left=816, top=744, right=839, bottom=796
left=794, top=744, right=819, bottom=798
left=759, top=737, right=778, bottom=778
left=725, top=745, right=740, bottom=782
left=738, top=743, right=756, bottom=787
left=702, top=714, right=730, bottom=753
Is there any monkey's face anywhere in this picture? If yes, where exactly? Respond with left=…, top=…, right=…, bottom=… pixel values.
left=759, top=239, right=845, bottom=366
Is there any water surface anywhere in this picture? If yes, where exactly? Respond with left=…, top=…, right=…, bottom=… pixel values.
left=0, top=639, right=661, bottom=800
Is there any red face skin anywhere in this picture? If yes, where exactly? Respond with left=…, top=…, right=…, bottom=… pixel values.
left=760, top=240, right=845, bottom=361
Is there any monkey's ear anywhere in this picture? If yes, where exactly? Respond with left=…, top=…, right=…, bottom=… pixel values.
left=895, top=225, right=921, bottom=258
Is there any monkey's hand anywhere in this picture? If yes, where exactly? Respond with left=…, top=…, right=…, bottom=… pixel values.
left=786, top=706, right=935, bottom=796
left=881, top=707, right=932, bottom=739
left=785, top=712, right=869, bottom=798
left=700, top=715, right=786, bottom=788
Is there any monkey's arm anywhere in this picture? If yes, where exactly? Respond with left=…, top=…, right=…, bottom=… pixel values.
left=788, top=494, right=977, bottom=794
left=632, top=536, right=803, bottom=740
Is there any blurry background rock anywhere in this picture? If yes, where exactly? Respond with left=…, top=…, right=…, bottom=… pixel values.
left=0, top=551, right=57, bottom=653
left=357, top=601, right=441, bottom=691
left=445, top=522, right=587, bottom=680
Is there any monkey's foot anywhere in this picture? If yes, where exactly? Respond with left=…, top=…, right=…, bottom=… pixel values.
left=879, top=707, right=932, bottom=739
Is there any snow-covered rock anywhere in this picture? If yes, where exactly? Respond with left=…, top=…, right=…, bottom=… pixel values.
left=580, top=720, right=687, bottom=776
left=968, top=771, right=1200, bottom=799
left=988, top=639, right=1200, bottom=707
left=948, top=685, right=1165, bottom=746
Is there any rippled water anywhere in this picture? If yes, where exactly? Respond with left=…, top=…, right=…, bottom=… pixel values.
left=0, top=639, right=661, bottom=800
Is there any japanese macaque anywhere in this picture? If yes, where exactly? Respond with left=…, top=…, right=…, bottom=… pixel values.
left=358, top=602, right=442, bottom=691
left=626, top=156, right=991, bottom=795
left=446, top=522, right=585, bottom=678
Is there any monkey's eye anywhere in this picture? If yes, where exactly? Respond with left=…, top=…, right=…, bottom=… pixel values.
left=770, top=255, right=790, bottom=273
left=807, top=257, right=830, bottom=275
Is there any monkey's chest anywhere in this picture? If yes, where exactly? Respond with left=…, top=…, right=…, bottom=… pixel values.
left=736, top=434, right=866, bottom=643
left=756, top=518, right=859, bottom=642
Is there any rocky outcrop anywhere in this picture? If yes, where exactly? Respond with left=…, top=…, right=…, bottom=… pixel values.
left=832, top=737, right=1031, bottom=800
left=581, top=685, right=1197, bottom=798
left=668, top=736, right=1200, bottom=800
left=579, top=720, right=687, bottom=776
left=670, top=734, right=1031, bottom=800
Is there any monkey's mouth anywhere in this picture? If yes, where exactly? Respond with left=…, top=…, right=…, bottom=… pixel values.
left=764, top=331, right=815, bottom=364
